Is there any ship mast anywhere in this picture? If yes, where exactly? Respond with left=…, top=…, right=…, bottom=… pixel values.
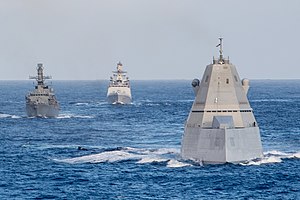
left=29, top=63, right=52, bottom=85
left=217, top=37, right=224, bottom=64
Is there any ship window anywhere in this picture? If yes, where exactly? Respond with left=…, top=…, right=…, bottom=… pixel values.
left=226, top=78, right=229, bottom=84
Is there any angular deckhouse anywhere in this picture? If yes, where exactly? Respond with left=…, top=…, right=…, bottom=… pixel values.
left=181, top=38, right=263, bottom=164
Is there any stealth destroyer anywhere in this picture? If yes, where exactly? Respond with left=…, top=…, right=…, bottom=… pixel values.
left=107, top=62, right=132, bottom=104
left=181, top=38, right=263, bottom=164
left=25, top=63, right=60, bottom=117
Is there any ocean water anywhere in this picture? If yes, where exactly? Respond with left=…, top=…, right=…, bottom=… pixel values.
left=0, top=80, right=299, bottom=199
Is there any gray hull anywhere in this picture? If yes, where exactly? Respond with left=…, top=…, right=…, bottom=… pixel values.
left=181, top=127, right=263, bottom=164
left=26, top=103, right=59, bottom=118
left=107, top=93, right=131, bottom=104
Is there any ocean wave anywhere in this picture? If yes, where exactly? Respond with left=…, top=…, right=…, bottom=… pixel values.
left=0, top=113, right=22, bottom=119
left=167, top=159, right=192, bottom=168
left=57, top=114, right=94, bottom=119
left=136, top=157, right=169, bottom=164
left=251, top=99, right=292, bottom=103
left=133, top=100, right=190, bottom=107
left=59, top=150, right=140, bottom=164
left=56, top=147, right=300, bottom=167
left=240, top=150, right=300, bottom=166
left=74, top=103, right=89, bottom=106
left=69, top=101, right=108, bottom=106
left=28, top=144, right=98, bottom=150
left=54, top=145, right=300, bottom=168
left=57, top=147, right=189, bottom=168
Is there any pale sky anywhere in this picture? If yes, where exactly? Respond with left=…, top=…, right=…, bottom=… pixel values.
left=0, top=0, right=299, bottom=80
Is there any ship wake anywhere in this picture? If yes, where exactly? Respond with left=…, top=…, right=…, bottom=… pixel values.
left=57, top=113, right=94, bottom=119
left=0, top=113, right=22, bottom=119
left=239, top=150, right=300, bottom=166
left=56, top=147, right=300, bottom=168
left=56, top=147, right=191, bottom=168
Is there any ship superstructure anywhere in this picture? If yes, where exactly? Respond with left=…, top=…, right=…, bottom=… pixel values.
left=25, top=63, right=60, bottom=117
left=107, top=62, right=132, bottom=104
left=181, top=38, right=263, bottom=164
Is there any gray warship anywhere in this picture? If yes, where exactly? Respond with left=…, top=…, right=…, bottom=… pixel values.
left=181, top=38, right=263, bottom=164
left=25, top=63, right=60, bottom=117
left=107, top=62, right=132, bottom=104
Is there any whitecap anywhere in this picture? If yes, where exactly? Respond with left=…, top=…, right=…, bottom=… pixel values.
left=284, top=151, right=300, bottom=159
left=136, top=157, right=168, bottom=164
left=57, top=147, right=183, bottom=166
left=59, top=150, right=141, bottom=164
left=153, top=148, right=180, bottom=155
left=74, top=103, right=89, bottom=106
left=241, top=156, right=282, bottom=166
left=0, top=113, right=21, bottom=119
left=167, top=159, right=192, bottom=168
left=57, top=114, right=94, bottom=119
left=240, top=150, right=300, bottom=166
left=264, top=150, right=289, bottom=156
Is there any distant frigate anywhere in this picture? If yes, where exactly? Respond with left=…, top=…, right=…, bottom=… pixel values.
left=25, top=63, right=60, bottom=117
left=107, top=62, right=132, bottom=104
left=181, top=38, right=263, bottom=164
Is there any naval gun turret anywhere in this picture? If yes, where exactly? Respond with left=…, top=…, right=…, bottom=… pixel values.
left=25, top=63, right=60, bottom=117
left=181, top=38, right=263, bottom=164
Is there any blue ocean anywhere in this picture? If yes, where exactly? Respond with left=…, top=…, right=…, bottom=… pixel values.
left=0, top=80, right=299, bottom=199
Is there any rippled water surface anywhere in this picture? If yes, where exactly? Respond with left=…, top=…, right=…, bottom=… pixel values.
left=0, top=80, right=299, bottom=199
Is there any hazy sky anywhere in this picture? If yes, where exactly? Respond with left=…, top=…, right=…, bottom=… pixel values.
left=0, top=0, right=299, bottom=80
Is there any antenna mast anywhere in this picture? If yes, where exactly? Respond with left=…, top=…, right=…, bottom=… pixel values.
left=218, top=37, right=223, bottom=61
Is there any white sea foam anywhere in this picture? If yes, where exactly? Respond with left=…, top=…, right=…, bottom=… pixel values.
left=241, top=156, right=282, bottom=166
left=57, top=147, right=300, bottom=167
left=57, top=147, right=188, bottom=167
left=61, top=150, right=141, bottom=164
left=240, top=150, right=300, bottom=166
left=167, top=159, right=192, bottom=168
left=136, top=157, right=168, bottom=164
left=291, top=152, right=300, bottom=158
left=145, top=103, right=160, bottom=106
left=74, top=103, right=89, bottom=106
left=0, top=113, right=21, bottom=119
left=57, top=114, right=94, bottom=119
left=264, top=150, right=289, bottom=156
left=95, top=101, right=109, bottom=106
left=135, top=148, right=179, bottom=155
left=153, top=148, right=180, bottom=155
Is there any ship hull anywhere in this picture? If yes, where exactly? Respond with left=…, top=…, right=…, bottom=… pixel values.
left=107, top=87, right=132, bottom=104
left=26, top=103, right=59, bottom=118
left=181, top=127, right=263, bottom=164
left=107, top=93, right=131, bottom=104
